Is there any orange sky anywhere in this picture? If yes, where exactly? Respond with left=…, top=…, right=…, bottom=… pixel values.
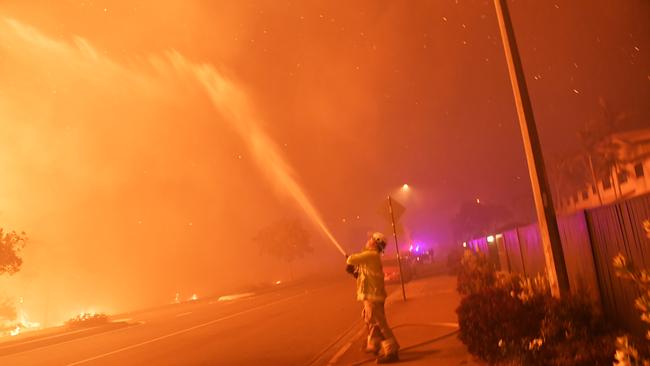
left=0, top=0, right=648, bottom=325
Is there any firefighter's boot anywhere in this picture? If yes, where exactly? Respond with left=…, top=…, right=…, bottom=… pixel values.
left=376, top=340, right=399, bottom=364
left=363, top=336, right=381, bottom=354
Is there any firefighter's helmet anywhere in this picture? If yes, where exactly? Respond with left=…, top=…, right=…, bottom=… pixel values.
left=371, top=232, right=387, bottom=252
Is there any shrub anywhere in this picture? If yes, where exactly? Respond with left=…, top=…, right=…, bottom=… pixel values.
left=457, top=249, right=618, bottom=365
left=547, top=334, right=617, bottom=366
left=65, top=312, right=109, bottom=328
left=457, top=250, right=496, bottom=296
left=457, top=286, right=545, bottom=364
left=526, top=292, right=615, bottom=365
left=611, top=219, right=650, bottom=364
left=446, top=247, right=463, bottom=275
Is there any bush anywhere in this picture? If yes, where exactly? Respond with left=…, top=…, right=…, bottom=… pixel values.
left=65, top=312, right=109, bottom=328
left=526, top=292, right=616, bottom=365
left=446, top=247, right=463, bottom=275
left=547, top=334, right=616, bottom=366
left=457, top=250, right=496, bottom=296
left=457, top=250, right=618, bottom=365
left=457, top=287, right=544, bottom=364
left=611, top=220, right=650, bottom=364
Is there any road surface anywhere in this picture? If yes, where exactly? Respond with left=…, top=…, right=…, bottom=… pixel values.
left=0, top=274, right=364, bottom=365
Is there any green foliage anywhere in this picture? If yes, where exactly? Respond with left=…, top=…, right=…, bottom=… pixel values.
left=0, top=229, right=27, bottom=275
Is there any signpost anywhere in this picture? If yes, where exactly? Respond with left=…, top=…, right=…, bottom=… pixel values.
left=387, top=196, right=407, bottom=301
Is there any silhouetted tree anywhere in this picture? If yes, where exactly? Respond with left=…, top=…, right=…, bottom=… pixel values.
left=0, top=228, right=26, bottom=333
left=0, top=229, right=27, bottom=276
left=548, top=152, right=590, bottom=206
left=0, top=297, right=17, bottom=332
left=451, top=200, right=513, bottom=241
left=253, top=219, right=312, bottom=280
left=577, top=97, right=630, bottom=199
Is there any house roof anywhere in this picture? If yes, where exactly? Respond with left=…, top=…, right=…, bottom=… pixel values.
left=609, top=127, right=650, bottom=162
left=610, top=127, right=650, bottom=145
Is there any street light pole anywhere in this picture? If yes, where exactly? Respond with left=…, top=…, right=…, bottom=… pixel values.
left=493, top=0, right=570, bottom=298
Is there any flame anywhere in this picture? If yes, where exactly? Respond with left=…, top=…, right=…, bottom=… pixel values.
left=7, top=306, right=41, bottom=337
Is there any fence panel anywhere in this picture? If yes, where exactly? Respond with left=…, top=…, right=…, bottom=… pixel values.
left=465, top=192, right=650, bottom=335
left=516, top=224, right=545, bottom=276
left=469, top=237, right=489, bottom=253
left=586, top=193, right=650, bottom=336
left=503, top=229, right=526, bottom=275
left=556, top=212, right=601, bottom=303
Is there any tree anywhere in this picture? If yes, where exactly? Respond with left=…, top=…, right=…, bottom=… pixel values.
left=548, top=152, right=590, bottom=206
left=0, top=228, right=26, bottom=333
left=253, top=219, right=312, bottom=280
left=451, top=200, right=513, bottom=241
left=577, top=97, right=629, bottom=200
left=0, top=229, right=27, bottom=276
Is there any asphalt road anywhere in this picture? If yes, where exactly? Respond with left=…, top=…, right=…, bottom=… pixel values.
left=0, top=273, right=362, bottom=366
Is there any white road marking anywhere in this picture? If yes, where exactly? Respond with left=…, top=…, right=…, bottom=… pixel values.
left=66, top=292, right=307, bottom=365
left=0, top=323, right=144, bottom=358
left=110, top=318, right=132, bottom=323
left=0, top=328, right=91, bottom=350
left=217, top=292, right=255, bottom=302
left=327, top=327, right=365, bottom=365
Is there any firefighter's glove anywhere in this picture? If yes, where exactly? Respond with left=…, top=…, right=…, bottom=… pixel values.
left=345, top=264, right=357, bottom=278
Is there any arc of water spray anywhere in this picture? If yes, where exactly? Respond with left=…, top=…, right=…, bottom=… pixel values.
left=165, top=52, right=346, bottom=256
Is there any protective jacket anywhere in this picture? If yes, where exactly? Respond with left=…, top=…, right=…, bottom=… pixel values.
left=346, top=249, right=387, bottom=302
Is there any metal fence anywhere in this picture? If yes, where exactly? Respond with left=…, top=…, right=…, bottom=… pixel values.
left=472, top=192, right=650, bottom=335
left=586, top=193, right=650, bottom=335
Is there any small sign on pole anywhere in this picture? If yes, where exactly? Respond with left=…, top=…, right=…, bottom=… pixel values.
left=387, top=195, right=407, bottom=301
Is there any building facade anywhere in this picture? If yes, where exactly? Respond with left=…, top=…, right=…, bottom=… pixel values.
left=557, top=128, right=650, bottom=213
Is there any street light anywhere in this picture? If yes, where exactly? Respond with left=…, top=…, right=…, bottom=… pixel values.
left=401, top=184, right=410, bottom=192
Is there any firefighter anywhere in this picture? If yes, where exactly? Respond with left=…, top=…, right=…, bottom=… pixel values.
left=346, top=232, right=399, bottom=364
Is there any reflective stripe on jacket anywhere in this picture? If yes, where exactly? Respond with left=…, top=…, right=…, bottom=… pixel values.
left=346, top=249, right=387, bottom=302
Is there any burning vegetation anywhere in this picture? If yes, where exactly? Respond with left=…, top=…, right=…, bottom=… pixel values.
left=65, top=312, right=109, bottom=329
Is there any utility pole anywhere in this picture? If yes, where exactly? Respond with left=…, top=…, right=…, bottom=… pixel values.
left=388, top=195, right=407, bottom=301
left=493, top=0, right=570, bottom=298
